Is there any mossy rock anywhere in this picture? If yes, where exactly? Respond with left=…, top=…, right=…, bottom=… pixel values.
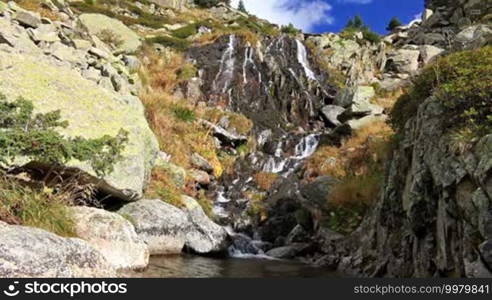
left=79, top=13, right=142, bottom=54
left=0, top=51, right=159, bottom=199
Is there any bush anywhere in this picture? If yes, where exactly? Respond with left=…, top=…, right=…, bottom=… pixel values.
left=0, top=95, right=128, bottom=177
left=386, top=16, right=402, bottom=31
left=281, top=23, right=300, bottom=35
left=391, top=46, right=492, bottom=139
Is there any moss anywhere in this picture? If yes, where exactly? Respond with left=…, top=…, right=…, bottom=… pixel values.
left=172, top=105, right=196, bottom=122
left=391, top=46, right=492, bottom=138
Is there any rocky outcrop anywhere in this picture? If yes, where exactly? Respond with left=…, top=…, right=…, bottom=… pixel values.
left=327, top=96, right=492, bottom=277
left=0, top=222, right=115, bottom=277
left=0, top=7, right=159, bottom=200
left=118, top=199, right=191, bottom=255
left=70, top=207, right=149, bottom=271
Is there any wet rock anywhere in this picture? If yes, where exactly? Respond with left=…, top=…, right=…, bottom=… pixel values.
left=266, top=243, right=312, bottom=259
left=300, top=176, right=339, bottom=208
left=0, top=221, right=115, bottom=277
left=118, top=200, right=191, bottom=255
left=286, top=224, right=310, bottom=244
left=70, top=206, right=149, bottom=271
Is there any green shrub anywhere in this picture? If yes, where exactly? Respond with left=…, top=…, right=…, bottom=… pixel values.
left=172, top=106, right=196, bottom=122
left=0, top=95, right=128, bottom=177
left=391, top=46, right=492, bottom=139
left=281, top=23, right=300, bottom=35
left=146, top=35, right=191, bottom=51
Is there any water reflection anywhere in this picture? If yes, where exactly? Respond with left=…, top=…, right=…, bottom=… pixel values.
left=125, top=255, right=339, bottom=278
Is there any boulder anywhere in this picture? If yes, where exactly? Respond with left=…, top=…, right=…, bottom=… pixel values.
left=199, top=119, right=248, bottom=148
left=335, top=86, right=383, bottom=115
left=300, top=176, right=339, bottom=208
left=480, top=240, right=492, bottom=269
left=70, top=206, right=149, bottom=271
left=386, top=48, right=420, bottom=74
left=420, top=45, right=444, bottom=65
left=321, top=105, right=345, bottom=127
left=14, top=10, right=41, bottom=28
left=79, top=13, right=141, bottom=54
left=0, top=222, right=115, bottom=277
left=191, top=153, right=214, bottom=174
left=181, top=195, right=230, bottom=255
left=118, top=199, right=191, bottom=255
left=0, top=50, right=159, bottom=200
left=454, top=25, right=492, bottom=50
left=189, top=169, right=211, bottom=185
left=266, top=243, right=311, bottom=259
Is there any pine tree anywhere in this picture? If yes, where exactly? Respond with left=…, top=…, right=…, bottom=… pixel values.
left=346, top=18, right=354, bottom=28
left=354, top=15, right=363, bottom=28
left=237, top=0, right=247, bottom=13
left=386, top=16, right=402, bottom=31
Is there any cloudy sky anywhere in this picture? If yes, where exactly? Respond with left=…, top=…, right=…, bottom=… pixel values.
left=230, top=0, right=424, bottom=34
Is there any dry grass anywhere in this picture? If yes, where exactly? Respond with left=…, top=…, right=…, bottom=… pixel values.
left=253, top=172, right=279, bottom=191
left=144, top=167, right=184, bottom=208
left=15, top=0, right=61, bottom=21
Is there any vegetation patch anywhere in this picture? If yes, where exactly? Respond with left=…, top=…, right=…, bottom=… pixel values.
left=145, top=167, right=183, bottom=208
left=391, top=46, right=492, bottom=146
left=0, top=94, right=128, bottom=177
left=253, top=172, right=279, bottom=191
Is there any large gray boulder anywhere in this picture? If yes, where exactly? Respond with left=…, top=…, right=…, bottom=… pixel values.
left=70, top=207, right=149, bottom=271
left=335, top=86, right=383, bottom=115
left=0, top=222, right=115, bottom=277
left=386, top=48, right=420, bottom=74
left=118, top=199, right=191, bottom=255
left=79, top=13, right=142, bottom=54
left=181, top=196, right=230, bottom=254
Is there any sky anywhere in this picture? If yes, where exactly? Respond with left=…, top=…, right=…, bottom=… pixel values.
left=230, top=0, right=425, bottom=34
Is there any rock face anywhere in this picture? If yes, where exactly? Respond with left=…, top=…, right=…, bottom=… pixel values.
left=118, top=200, right=191, bottom=255
left=0, top=222, right=115, bottom=277
left=78, top=14, right=142, bottom=54
left=181, top=196, right=230, bottom=254
left=0, top=12, right=159, bottom=200
left=70, top=207, right=149, bottom=271
left=334, top=96, right=492, bottom=277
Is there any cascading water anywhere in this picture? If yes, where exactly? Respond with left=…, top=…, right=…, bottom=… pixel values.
left=212, top=35, right=236, bottom=93
left=295, top=39, right=317, bottom=81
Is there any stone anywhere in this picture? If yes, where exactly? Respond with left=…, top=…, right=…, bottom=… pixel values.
left=336, top=86, right=383, bottom=115
left=81, top=67, right=101, bottom=82
left=155, top=161, right=187, bottom=188
left=14, top=10, right=41, bottom=28
left=27, top=25, right=60, bottom=43
left=286, top=224, right=310, bottom=244
left=0, top=51, right=159, bottom=200
left=118, top=199, right=191, bottom=255
left=191, top=153, right=214, bottom=174
left=386, top=48, right=420, bottom=74
left=122, top=55, right=141, bottom=73
left=181, top=195, right=230, bottom=254
left=454, top=25, right=492, bottom=50
left=423, top=9, right=433, bottom=21
left=0, top=221, right=115, bottom=277
left=79, top=14, right=141, bottom=54
left=266, top=243, right=311, bottom=259
left=199, top=119, right=248, bottom=148
left=480, top=240, right=492, bottom=269
left=300, top=176, right=339, bottom=207
left=321, top=105, right=345, bottom=127
left=88, top=46, right=110, bottom=59
left=419, top=45, right=444, bottom=65
left=189, top=169, right=211, bottom=185
left=348, top=115, right=388, bottom=131
left=70, top=206, right=149, bottom=271
left=72, top=39, right=92, bottom=50
left=50, top=42, right=82, bottom=64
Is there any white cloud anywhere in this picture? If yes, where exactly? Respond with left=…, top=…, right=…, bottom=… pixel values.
left=230, top=0, right=333, bottom=32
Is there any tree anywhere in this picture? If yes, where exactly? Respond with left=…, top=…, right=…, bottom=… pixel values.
left=354, top=15, right=363, bottom=28
left=346, top=19, right=354, bottom=28
left=386, top=16, right=402, bottom=31
left=237, top=0, right=247, bottom=13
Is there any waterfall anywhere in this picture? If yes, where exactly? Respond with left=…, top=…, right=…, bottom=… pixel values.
left=295, top=40, right=316, bottom=81
left=242, top=47, right=262, bottom=85
left=293, top=134, right=320, bottom=159
left=213, top=35, right=236, bottom=93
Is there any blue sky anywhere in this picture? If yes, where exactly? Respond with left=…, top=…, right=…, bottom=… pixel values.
left=230, top=0, right=424, bottom=34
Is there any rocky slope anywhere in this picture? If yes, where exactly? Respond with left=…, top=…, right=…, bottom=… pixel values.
left=0, top=0, right=490, bottom=277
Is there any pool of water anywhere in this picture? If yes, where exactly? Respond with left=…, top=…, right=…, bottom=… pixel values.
left=125, top=255, right=339, bottom=278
